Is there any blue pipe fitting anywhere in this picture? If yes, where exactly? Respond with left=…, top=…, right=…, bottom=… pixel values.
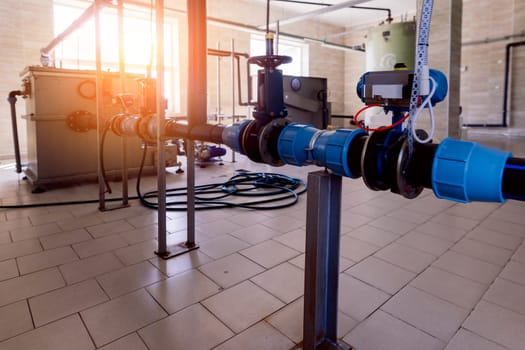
left=429, top=69, right=448, bottom=106
left=278, top=123, right=366, bottom=178
left=432, top=138, right=512, bottom=203
left=222, top=120, right=250, bottom=154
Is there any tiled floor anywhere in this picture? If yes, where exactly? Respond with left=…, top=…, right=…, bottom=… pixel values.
left=0, top=134, right=524, bottom=350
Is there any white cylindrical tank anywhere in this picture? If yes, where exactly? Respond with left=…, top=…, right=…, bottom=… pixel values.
left=366, top=21, right=416, bottom=71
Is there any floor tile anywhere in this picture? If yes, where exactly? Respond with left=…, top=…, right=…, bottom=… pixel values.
left=0, top=314, right=93, bottom=350
left=29, top=279, right=108, bottom=326
left=119, top=224, right=157, bottom=245
left=340, top=211, right=372, bottom=228
left=340, top=236, right=381, bottom=262
left=444, top=202, right=499, bottom=221
left=386, top=207, right=432, bottom=224
left=58, top=214, right=105, bottom=231
left=273, top=229, right=306, bottom=252
left=28, top=211, right=74, bottom=226
left=467, top=227, right=523, bottom=250
left=444, top=328, right=508, bottom=350
left=397, top=231, right=454, bottom=256
left=288, top=253, right=355, bottom=273
left=0, top=217, right=32, bottom=232
left=87, top=220, right=136, bottom=238
left=114, top=239, right=157, bottom=266
left=139, top=303, right=233, bottom=350
left=382, top=286, right=470, bottom=342
left=225, top=211, right=268, bottom=227
left=0, top=232, right=10, bottom=245
left=411, top=266, right=487, bottom=309
left=17, top=246, right=79, bottom=275
left=430, top=213, right=479, bottom=231
left=196, top=219, right=243, bottom=237
left=0, top=259, right=18, bottom=281
left=338, top=274, right=390, bottom=321
left=251, top=262, right=304, bottom=303
left=368, top=216, right=417, bottom=235
left=125, top=212, right=158, bottom=229
left=81, top=289, right=167, bottom=347
left=0, top=239, right=42, bottom=261
left=199, top=253, right=264, bottom=288
left=98, top=333, right=148, bottom=350
left=97, top=260, right=164, bottom=298
left=416, top=221, right=467, bottom=242
left=345, top=225, right=398, bottom=247
left=0, top=300, right=33, bottom=342
left=451, top=238, right=513, bottom=266
left=72, top=235, right=128, bottom=259
left=202, top=280, right=284, bottom=333
left=433, top=250, right=502, bottom=284
left=344, top=310, right=445, bottom=350
left=480, top=217, right=525, bottom=237
left=0, top=268, right=65, bottom=307
left=500, top=260, right=525, bottom=286
left=240, top=240, right=300, bottom=268
left=149, top=250, right=212, bottom=277
left=60, top=252, right=124, bottom=284
left=490, top=206, right=525, bottom=225
left=199, top=234, right=250, bottom=259
left=403, top=195, right=453, bottom=216
left=484, top=277, right=525, bottom=316
left=147, top=269, right=220, bottom=314
left=512, top=242, right=525, bottom=263
left=261, top=215, right=304, bottom=234
left=10, top=222, right=63, bottom=242
left=214, top=321, right=294, bottom=350
left=230, top=223, right=281, bottom=245
left=347, top=256, right=415, bottom=295
left=374, top=243, right=435, bottom=273
left=463, top=300, right=525, bottom=350
left=39, top=229, right=92, bottom=250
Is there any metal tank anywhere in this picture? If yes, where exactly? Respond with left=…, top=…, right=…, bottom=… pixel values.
left=366, top=21, right=416, bottom=71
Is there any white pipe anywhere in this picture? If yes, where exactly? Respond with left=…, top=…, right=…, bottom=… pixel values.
left=260, top=0, right=370, bottom=29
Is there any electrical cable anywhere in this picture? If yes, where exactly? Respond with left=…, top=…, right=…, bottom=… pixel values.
left=136, top=144, right=307, bottom=211
left=353, top=104, right=410, bottom=132
left=409, top=75, right=437, bottom=143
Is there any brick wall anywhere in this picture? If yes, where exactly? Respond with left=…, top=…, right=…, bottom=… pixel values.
left=0, top=0, right=54, bottom=160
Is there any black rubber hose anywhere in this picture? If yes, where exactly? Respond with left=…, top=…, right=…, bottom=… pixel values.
left=7, top=90, right=24, bottom=174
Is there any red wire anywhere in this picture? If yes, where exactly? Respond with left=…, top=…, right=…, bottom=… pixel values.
left=353, top=104, right=409, bottom=132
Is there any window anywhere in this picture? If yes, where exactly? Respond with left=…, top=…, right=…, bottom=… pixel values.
left=53, top=1, right=181, bottom=112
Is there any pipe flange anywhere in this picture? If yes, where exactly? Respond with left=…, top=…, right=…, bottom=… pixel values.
left=66, top=110, right=96, bottom=132
left=136, top=114, right=156, bottom=144
left=393, top=139, right=424, bottom=199
left=258, top=118, right=289, bottom=166
left=361, top=130, right=390, bottom=191
left=241, top=120, right=262, bottom=163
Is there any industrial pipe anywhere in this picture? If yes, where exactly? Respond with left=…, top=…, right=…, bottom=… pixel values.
left=7, top=90, right=24, bottom=173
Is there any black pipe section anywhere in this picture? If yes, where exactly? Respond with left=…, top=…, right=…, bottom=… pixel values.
left=502, top=157, right=525, bottom=201
left=271, top=0, right=393, bottom=22
left=464, top=41, right=525, bottom=128
left=405, top=142, right=438, bottom=189
left=7, top=90, right=24, bottom=174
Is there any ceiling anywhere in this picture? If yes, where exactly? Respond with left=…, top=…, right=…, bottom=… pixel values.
left=259, top=0, right=416, bottom=28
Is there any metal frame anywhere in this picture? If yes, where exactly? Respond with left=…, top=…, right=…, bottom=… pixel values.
left=303, top=170, right=353, bottom=350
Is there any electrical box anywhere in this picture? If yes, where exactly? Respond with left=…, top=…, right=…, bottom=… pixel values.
left=20, top=66, right=154, bottom=188
left=283, top=76, right=330, bottom=129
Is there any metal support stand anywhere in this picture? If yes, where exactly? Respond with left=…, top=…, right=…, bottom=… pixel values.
left=303, top=171, right=353, bottom=350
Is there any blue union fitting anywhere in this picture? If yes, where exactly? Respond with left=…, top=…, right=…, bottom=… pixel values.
left=432, top=138, right=512, bottom=203
left=278, top=123, right=366, bottom=178
left=222, top=120, right=250, bottom=154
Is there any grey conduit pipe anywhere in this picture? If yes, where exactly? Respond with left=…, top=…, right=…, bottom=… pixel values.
left=7, top=90, right=24, bottom=174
